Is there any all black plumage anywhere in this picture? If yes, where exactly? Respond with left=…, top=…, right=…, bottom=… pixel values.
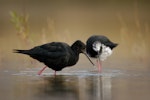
left=86, top=35, right=118, bottom=72
left=14, top=40, right=91, bottom=75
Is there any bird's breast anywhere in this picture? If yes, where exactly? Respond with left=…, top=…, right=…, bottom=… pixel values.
left=100, top=45, right=112, bottom=61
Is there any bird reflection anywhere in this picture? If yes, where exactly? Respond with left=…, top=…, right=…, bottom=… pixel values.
left=36, top=75, right=78, bottom=99
left=35, top=75, right=112, bottom=100
left=42, top=76, right=67, bottom=94
left=81, top=75, right=112, bottom=100
left=95, top=76, right=112, bottom=100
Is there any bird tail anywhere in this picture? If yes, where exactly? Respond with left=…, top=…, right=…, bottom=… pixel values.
left=110, top=43, right=118, bottom=49
left=13, top=49, right=29, bottom=54
left=114, top=43, right=118, bottom=48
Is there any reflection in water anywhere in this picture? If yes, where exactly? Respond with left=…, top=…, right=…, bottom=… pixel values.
left=86, top=76, right=112, bottom=100
left=35, top=75, right=112, bottom=100
left=101, top=76, right=112, bottom=100
left=1, top=69, right=150, bottom=100
left=36, top=76, right=79, bottom=100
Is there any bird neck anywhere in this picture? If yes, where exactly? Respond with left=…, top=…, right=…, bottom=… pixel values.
left=71, top=45, right=80, bottom=55
left=67, top=47, right=79, bottom=66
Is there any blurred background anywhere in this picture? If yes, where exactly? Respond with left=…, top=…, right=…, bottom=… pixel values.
left=0, top=0, right=149, bottom=70
left=0, top=0, right=150, bottom=100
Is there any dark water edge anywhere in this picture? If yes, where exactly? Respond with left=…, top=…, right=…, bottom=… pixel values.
left=1, top=65, right=150, bottom=100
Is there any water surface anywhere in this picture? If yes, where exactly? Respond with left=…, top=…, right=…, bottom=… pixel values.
left=1, top=67, right=150, bottom=100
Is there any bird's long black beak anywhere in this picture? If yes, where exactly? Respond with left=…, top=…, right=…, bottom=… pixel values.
left=83, top=52, right=95, bottom=66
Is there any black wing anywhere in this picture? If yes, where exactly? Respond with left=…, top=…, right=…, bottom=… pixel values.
left=28, top=42, right=70, bottom=62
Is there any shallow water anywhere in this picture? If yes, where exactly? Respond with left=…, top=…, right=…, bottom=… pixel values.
left=1, top=67, right=150, bottom=100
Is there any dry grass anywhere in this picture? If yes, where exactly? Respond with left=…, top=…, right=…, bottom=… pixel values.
left=10, top=11, right=33, bottom=47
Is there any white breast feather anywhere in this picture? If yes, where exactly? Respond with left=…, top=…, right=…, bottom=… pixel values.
left=100, top=44, right=112, bottom=61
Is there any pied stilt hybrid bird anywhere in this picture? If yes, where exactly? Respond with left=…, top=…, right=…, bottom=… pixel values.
left=86, top=35, right=118, bottom=72
left=14, top=40, right=94, bottom=75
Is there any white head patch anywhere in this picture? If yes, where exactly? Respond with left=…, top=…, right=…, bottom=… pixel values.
left=92, top=41, right=102, bottom=52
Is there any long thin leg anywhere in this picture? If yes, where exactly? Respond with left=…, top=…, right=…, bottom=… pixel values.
left=54, top=71, right=56, bottom=76
left=38, top=66, right=47, bottom=75
left=97, top=57, right=102, bottom=72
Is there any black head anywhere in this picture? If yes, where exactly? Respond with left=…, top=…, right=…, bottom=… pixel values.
left=71, top=40, right=86, bottom=53
left=72, top=40, right=95, bottom=66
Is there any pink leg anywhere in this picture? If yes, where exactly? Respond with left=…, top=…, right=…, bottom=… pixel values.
left=97, top=59, right=102, bottom=72
left=38, top=66, right=47, bottom=75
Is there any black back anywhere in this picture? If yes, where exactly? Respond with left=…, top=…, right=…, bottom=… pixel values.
left=14, top=40, right=86, bottom=71
left=86, top=35, right=118, bottom=57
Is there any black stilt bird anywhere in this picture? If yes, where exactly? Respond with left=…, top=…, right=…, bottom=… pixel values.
left=14, top=40, right=94, bottom=75
left=86, top=35, right=118, bottom=72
